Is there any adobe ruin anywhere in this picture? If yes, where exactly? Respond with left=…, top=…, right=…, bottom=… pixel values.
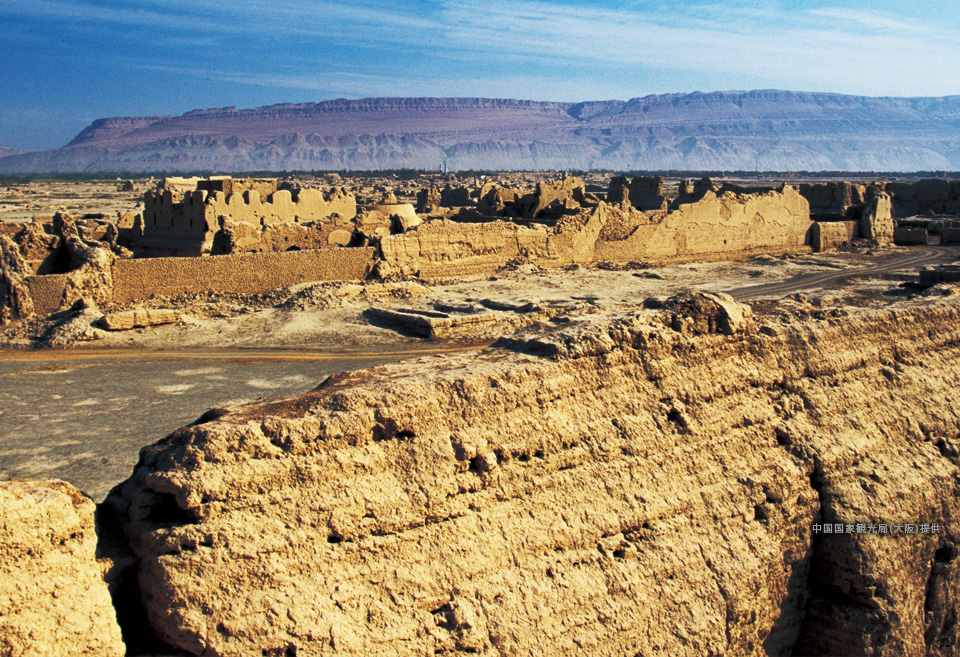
left=10, top=173, right=960, bottom=324
left=138, top=177, right=359, bottom=256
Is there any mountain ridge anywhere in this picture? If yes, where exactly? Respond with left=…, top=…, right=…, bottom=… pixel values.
left=4, top=90, right=960, bottom=173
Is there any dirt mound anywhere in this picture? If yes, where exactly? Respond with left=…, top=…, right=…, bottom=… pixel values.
left=100, top=297, right=960, bottom=656
left=0, top=479, right=124, bottom=656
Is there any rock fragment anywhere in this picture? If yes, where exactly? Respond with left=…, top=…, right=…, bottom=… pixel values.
left=100, top=308, right=181, bottom=331
left=663, top=291, right=754, bottom=335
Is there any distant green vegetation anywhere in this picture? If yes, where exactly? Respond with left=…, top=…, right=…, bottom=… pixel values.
left=2, top=168, right=959, bottom=184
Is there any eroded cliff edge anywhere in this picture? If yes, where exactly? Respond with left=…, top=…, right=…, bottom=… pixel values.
left=101, top=296, right=960, bottom=656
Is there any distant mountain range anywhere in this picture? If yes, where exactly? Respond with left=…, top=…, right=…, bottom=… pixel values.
left=2, top=90, right=960, bottom=174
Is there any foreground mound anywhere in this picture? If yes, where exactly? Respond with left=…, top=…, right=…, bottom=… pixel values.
left=0, top=479, right=124, bottom=657
left=104, top=295, right=960, bottom=656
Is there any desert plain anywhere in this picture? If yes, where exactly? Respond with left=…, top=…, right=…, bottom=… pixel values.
left=2, top=171, right=960, bottom=656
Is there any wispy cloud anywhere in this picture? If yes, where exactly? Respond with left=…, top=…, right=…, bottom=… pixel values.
left=0, top=0, right=445, bottom=44
left=3, top=0, right=960, bottom=109
left=807, top=7, right=926, bottom=34
left=130, top=63, right=634, bottom=102
left=7, top=0, right=958, bottom=87
left=426, top=0, right=960, bottom=96
left=0, top=0, right=199, bottom=31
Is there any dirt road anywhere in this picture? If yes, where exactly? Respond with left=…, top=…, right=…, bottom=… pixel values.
left=731, top=246, right=951, bottom=299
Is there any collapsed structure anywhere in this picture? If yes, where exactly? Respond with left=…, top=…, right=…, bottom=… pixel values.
left=138, top=177, right=359, bottom=256
left=4, top=173, right=960, bottom=655
left=6, top=173, right=957, bottom=323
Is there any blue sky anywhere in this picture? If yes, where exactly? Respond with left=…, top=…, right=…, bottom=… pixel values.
left=1, top=0, right=959, bottom=150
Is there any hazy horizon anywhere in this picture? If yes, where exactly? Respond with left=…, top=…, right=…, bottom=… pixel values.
left=2, top=0, right=958, bottom=151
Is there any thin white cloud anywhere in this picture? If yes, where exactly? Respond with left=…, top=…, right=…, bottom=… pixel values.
left=0, top=0, right=197, bottom=31
left=807, top=7, right=925, bottom=33
left=130, top=63, right=635, bottom=103
left=0, top=0, right=445, bottom=41
left=429, top=0, right=960, bottom=96
left=7, top=0, right=960, bottom=98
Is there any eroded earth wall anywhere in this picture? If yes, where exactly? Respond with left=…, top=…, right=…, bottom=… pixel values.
left=139, top=186, right=358, bottom=256
left=110, top=247, right=376, bottom=304
left=812, top=220, right=859, bottom=252
left=104, top=298, right=960, bottom=657
left=378, top=186, right=813, bottom=278
left=595, top=187, right=812, bottom=263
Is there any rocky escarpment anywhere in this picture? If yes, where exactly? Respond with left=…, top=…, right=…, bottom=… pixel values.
left=4, top=91, right=960, bottom=173
left=100, top=295, right=960, bottom=656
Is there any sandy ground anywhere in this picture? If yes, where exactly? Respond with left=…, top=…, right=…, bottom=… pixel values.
left=0, top=179, right=144, bottom=223
left=0, top=243, right=956, bottom=502
left=4, top=242, right=953, bottom=352
left=0, top=343, right=485, bottom=501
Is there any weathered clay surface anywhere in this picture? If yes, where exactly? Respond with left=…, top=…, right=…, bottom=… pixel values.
left=812, top=220, right=859, bottom=252
left=376, top=218, right=560, bottom=278
left=54, top=212, right=116, bottom=309
left=857, top=192, right=895, bottom=244
left=895, top=227, right=929, bottom=245
left=594, top=187, right=812, bottom=263
left=378, top=186, right=812, bottom=279
left=39, top=297, right=105, bottom=348
left=104, top=296, right=960, bottom=656
left=0, top=234, right=35, bottom=324
left=136, top=181, right=358, bottom=256
left=101, top=308, right=181, bottom=331
left=0, top=479, right=125, bottom=657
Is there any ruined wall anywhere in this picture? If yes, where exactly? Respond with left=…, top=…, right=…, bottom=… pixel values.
left=376, top=219, right=565, bottom=278
left=856, top=192, right=895, bottom=244
left=25, top=273, right=70, bottom=316
left=812, top=220, right=859, bottom=252
left=139, top=189, right=210, bottom=255
left=798, top=182, right=867, bottom=217
left=608, top=175, right=667, bottom=211
left=103, top=299, right=960, bottom=657
left=201, top=187, right=357, bottom=227
left=110, top=248, right=375, bottom=303
left=139, top=181, right=358, bottom=256
left=522, top=177, right=591, bottom=218
left=886, top=179, right=960, bottom=217
left=942, top=227, right=960, bottom=245
left=25, top=248, right=376, bottom=312
left=11, top=185, right=841, bottom=316
left=1, top=234, right=36, bottom=323
left=894, top=227, right=928, bottom=245
left=595, top=186, right=813, bottom=263
left=213, top=216, right=358, bottom=255
left=476, top=183, right=521, bottom=216
left=379, top=187, right=813, bottom=278
left=196, top=177, right=278, bottom=198
left=161, top=176, right=206, bottom=195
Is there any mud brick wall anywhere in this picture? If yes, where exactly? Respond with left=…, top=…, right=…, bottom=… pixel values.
left=110, top=248, right=375, bottom=303
left=25, top=273, right=69, bottom=316
left=812, top=221, right=859, bottom=252
left=594, top=187, right=814, bottom=263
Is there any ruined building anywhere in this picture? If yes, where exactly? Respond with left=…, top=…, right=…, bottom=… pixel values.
left=138, top=177, right=358, bottom=256
left=0, top=174, right=913, bottom=322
